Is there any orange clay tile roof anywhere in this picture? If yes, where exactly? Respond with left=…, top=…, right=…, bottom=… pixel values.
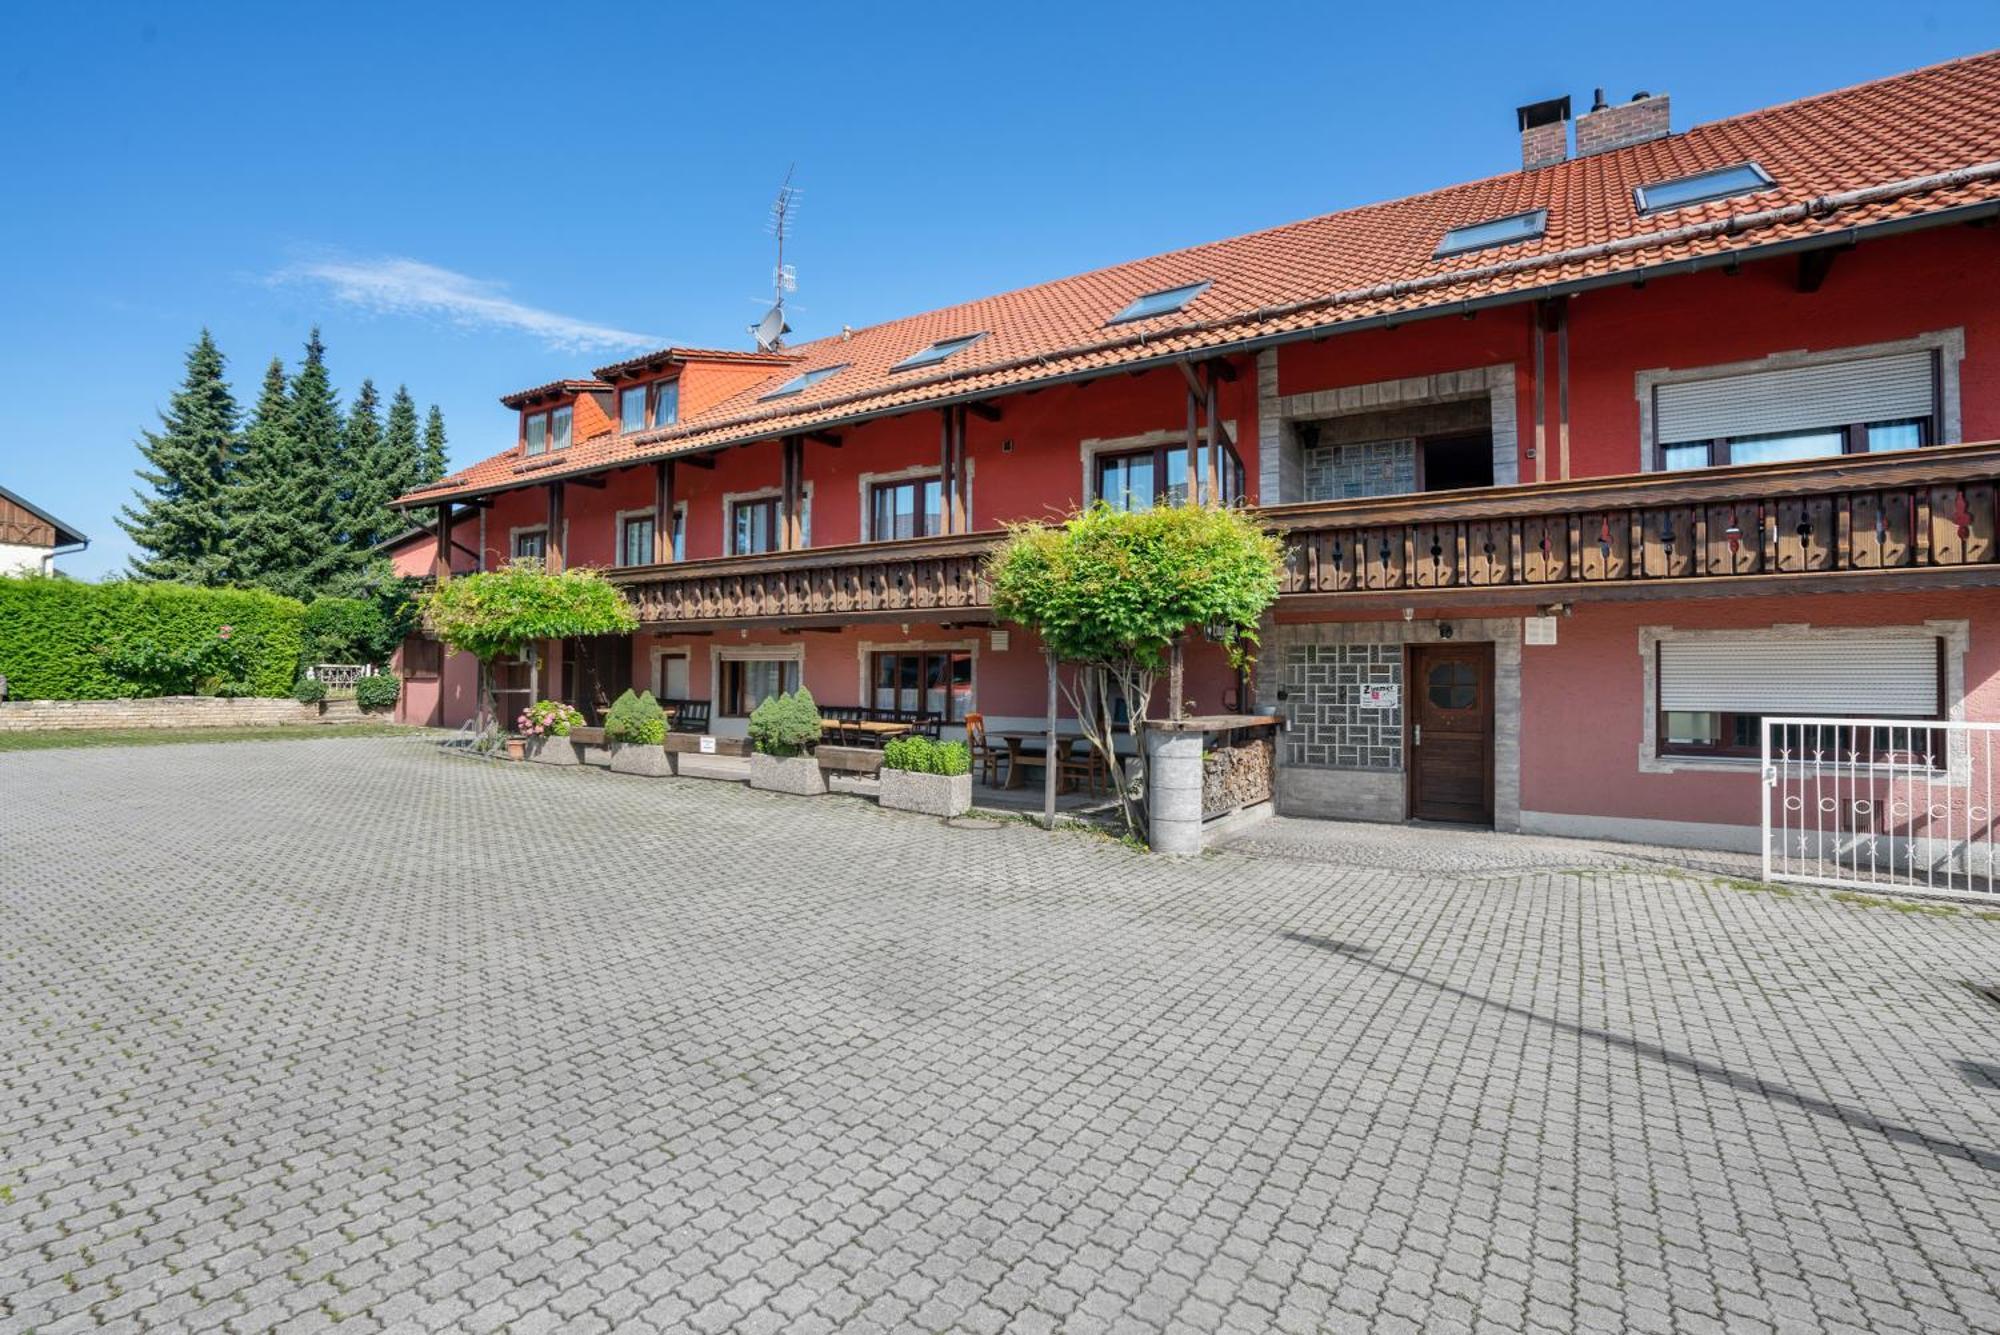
left=401, top=50, right=2000, bottom=506
left=497, top=378, right=610, bottom=409
left=592, top=346, right=803, bottom=380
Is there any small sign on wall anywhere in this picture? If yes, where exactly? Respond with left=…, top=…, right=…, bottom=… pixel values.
left=1525, top=615, right=1559, bottom=646
left=699, top=735, right=717, bottom=754
left=1358, top=684, right=1399, bottom=710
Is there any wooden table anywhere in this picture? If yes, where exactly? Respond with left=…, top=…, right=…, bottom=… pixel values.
left=819, top=718, right=914, bottom=742
left=996, top=732, right=1088, bottom=790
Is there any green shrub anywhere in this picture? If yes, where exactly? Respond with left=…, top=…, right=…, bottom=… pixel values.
left=0, top=577, right=306, bottom=700
left=748, top=686, right=819, bottom=756
left=292, top=676, right=328, bottom=704
left=519, top=698, right=584, bottom=737
left=881, top=736, right=971, bottom=775
left=354, top=673, right=401, bottom=711
left=603, top=688, right=667, bottom=745
left=301, top=597, right=390, bottom=667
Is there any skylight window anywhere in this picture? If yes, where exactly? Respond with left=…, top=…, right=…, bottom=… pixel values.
left=1434, top=208, right=1548, bottom=258
left=1634, top=162, right=1775, bottom=215
left=891, top=333, right=987, bottom=373
left=1107, top=280, right=1211, bottom=325
left=759, top=364, right=848, bottom=401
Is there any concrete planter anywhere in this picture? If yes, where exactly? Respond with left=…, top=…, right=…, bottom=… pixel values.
left=525, top=736, right=581, bottom=766
left=879, top=768, right=973, bottom=817
left=1144, top=729, right=1204, bottom=855
left=749, top=752, right=828, bottom=796
left=607, top=742, right=674, bottom=777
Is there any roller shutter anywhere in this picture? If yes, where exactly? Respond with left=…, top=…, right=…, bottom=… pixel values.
left=1656, top=350, right=1934, bottom=444
left=1658, top=637, right=1939, bottom=716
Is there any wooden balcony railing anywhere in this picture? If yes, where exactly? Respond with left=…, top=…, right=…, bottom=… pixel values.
left=610, top=530, right=998, bottom=627
left=604, top=444, right=2000, bottom=626
left=1267, top=442, right=2000, bottom=606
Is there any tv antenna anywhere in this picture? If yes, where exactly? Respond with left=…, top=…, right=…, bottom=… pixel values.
left=750, top=166, right=799, bottom=352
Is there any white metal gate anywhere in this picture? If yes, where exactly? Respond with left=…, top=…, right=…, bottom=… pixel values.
left=1762, top=716, right=2000, bottom=900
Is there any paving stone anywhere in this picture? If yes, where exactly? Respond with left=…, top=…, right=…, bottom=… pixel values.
left=2, top=736, right=1999, bottom=1333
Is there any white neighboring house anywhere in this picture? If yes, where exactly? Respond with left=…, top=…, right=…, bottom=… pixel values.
left=0, top=486, right=88, bottom=577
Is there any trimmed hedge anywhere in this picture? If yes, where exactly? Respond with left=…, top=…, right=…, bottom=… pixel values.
left=0, top=577, right=306, bottom=700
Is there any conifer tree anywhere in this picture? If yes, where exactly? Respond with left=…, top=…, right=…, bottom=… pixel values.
left=421, top=405, right=448, bottom=486
left=280, top=328, right=349, bottom=598
left=227, top=357, right=303, bottom=590
left=337, top=378, right=392, bottom=553
left=118, top=330, right=239, bottom=584
left=382, top=386, right=423, bottom=527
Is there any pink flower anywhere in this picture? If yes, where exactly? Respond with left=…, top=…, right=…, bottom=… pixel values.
left=217, top=626, right=234, bottom=640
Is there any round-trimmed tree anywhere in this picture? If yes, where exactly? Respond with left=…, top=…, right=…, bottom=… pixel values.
left=420, top=560, right=639, bottom=736
left=987, top=503, right=1282, bottom=836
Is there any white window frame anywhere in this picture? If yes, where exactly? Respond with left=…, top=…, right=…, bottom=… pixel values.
left=1637, top=620, right=1967, bottom=775
left=722, top=483, right=812, bottom=555
left=618, top=385, right=648, bottom=435
left=709, top=642, right=806, bottom=717
left=1634, top=330, right=1964, bottom=471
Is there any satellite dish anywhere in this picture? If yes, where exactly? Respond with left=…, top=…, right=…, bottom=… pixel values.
left=751, top=304, right=790, bottom=353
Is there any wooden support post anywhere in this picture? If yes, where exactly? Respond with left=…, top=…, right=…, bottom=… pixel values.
left=1185, top=385, right=1201, bottom=505
left=779, top=437, right=805, bottom=552
left=546, top=482, right=565, bottom=573
left=1532, top=307, right=1547, bottom=484
left=653, top=459, right=675, bottom=564
left=1204, top=369, right=1222, bottom=505
left=1169, top=638, right=1185, bottom=724
left=938, top=409, right=955, bottom=535
left=1554, top=298, right=1572, bottom=482
left=1043, top=650, right=1059, bottom=831
left=951, top=406, right=969, bottom=534
left=432, top=502, right=453, bottom=582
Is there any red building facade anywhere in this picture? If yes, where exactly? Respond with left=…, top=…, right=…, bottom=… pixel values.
left=390, top=54, right=2000, bottom=852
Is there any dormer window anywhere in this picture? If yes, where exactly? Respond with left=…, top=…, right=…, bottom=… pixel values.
left=620, top=380, right=679, bottom=432
left=524, top=406, right=572, bottom=456
left=1634, top=162, right=1774, bottom=215
left=892, top=333, right=986, bottom=373
left=1107, top=281, right=1210, bottom=325
left=525, top=413, right=548, bottom=456
left=551, top=405, right=571, bottom=450
left=1434, top=209, right=1548, bottom=258
left=760, top=365, right=847, bottom=401
left=620, top=386, right=647, bottom=433
left=654, top=380, right=679, bottom=427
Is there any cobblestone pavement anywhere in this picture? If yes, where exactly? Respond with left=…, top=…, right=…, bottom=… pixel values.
left=5, top=735, right=2000, bottom=1334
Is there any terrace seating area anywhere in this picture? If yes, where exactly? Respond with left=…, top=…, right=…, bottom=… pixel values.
left=817, top=705, right=944, bottom=747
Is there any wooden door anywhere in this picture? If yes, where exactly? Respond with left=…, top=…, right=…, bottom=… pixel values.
left=1407, top=642, right=1495, bottom=825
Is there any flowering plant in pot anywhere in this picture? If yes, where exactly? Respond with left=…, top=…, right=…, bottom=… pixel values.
left=603, top=689, right=672, bottom=777
left=747, top=687, right=827, bottom=795
left=518, top=699, right=585, bottom=764
left=878, top=736, right=974, bottom=817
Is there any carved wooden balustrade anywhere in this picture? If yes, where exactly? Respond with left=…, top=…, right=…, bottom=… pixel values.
left=605, top=444, right=2000, bottom=626
left=1268, top=442, right=2000, bottom=607
left=610, top=530, right=998, bottom=628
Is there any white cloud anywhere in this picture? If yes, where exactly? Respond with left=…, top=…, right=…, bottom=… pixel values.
left=274, top=255, right=663, bottom=353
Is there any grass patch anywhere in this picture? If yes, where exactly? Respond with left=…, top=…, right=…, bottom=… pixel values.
left=1717, top=877, right=1796, bottom=897
left=0, top=724, right=415, bottom=753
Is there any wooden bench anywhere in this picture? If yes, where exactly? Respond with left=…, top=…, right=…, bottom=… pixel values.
left=663, top=733, right=752, bottom=758
left=816, top=744, right=885, bottom=776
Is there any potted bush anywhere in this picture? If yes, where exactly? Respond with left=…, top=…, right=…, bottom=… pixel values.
left=878, top=736, right=974, bottom=817
left=603, top=688, right=672, bottom=776
left=354, top=672, right=400, bottom=714
left=747, top=687, right=827, bottom=795
left=518, top=699, right=585, bottom=764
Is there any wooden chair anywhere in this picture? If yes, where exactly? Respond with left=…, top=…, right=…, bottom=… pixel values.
left=965, top=713, right=1005, bottom=786
left=1059, top=738, right=1109, bottom=796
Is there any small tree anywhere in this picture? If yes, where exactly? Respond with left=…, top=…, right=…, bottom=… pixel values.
left=988, top=503, right=1282, bottom=836
left=420, top=561, right=638, bottom=736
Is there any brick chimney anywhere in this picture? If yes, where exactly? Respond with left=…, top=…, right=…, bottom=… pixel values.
left=1517, top=96, right=1571, bottom=171
left=1575, top=88, right=1671, bottom=157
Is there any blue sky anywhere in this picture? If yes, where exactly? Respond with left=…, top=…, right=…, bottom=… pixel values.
left=4, top=1, right=1993, bottom=579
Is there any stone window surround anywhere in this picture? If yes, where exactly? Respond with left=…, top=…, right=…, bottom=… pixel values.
left=722, top=483, right=813, bottom=553
left=1257, top=615, right=1524, bottom=831
left=709, top=642, right=806, bottom=717
left=854, top=637, right=982, bottom=715
left=1256, top=354, right=1519, bottom=504
left=612, top=502, right=687, bottom=567
left=1078, top=423, right=1238, bottom=506
left=1633, top=328, right=1966, bottom=470
left=509, top=523, right=558, bottom=562
left=856, top=463, right=973, bottom=542
left=1637, top=620, right=1970, bottom=776
left=648, top=645, right=691, bottom=697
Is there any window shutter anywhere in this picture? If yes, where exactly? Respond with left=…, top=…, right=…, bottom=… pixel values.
left=1658, top=637, right=1939, bottom=716
left=1656, top=351, right=1934, bottom=444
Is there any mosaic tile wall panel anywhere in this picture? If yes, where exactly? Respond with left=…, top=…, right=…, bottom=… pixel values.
left=1302, top=437, right=1417, bottom=501
left=1280, top=644, right=1403, bottom=770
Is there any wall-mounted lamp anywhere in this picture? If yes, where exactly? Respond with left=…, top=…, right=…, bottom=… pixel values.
left=1438, top=622, right=1455, bottom=640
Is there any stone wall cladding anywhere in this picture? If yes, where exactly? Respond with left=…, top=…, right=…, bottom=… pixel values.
left=0, top=697, right=367, bottom=733
left=1260, top=363, right=1519, bottom=504
left=1280, top=644, right=1403, bottom=770
left=1303, top=437, right=1418, bottom=501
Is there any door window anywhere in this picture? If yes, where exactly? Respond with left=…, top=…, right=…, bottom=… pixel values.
left=1426, top=661, right=1478, bottom=710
